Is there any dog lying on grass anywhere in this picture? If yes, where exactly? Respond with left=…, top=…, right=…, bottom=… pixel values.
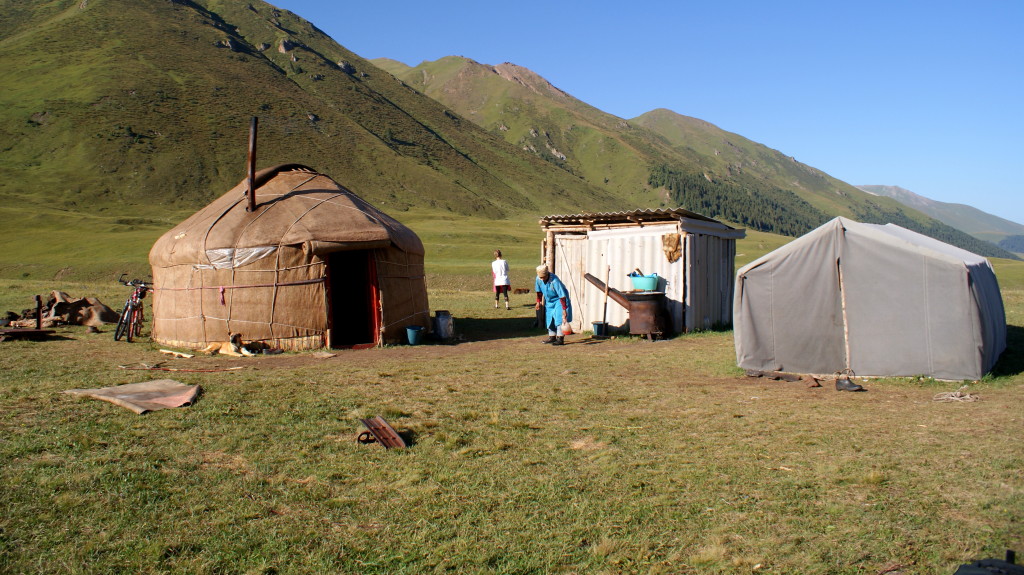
left=201, top=333, right=270, bottom=357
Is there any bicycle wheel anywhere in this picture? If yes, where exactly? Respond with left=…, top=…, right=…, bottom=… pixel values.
left=131, top=306, right=144, bottom=339
left=114, top=304, right=132, bottom=341
left=125, top=306, right=139, bottom=342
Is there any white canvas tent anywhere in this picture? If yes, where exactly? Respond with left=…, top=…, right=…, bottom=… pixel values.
left=734, top=217, right=1006, bottom=380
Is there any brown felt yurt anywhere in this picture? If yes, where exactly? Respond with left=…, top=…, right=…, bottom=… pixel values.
left=149, top=164, right=429, bottom=350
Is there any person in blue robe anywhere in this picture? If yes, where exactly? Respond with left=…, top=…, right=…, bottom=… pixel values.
left=534, top=264, right=572, bottom=345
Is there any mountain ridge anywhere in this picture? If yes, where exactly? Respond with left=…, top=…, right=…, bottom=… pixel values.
left=857, top=184, right=1024, bottom=243
left=0, top=0, right=622, bottom=220
left=376, top=55, right=1017, bottom=259
left=0, top=0, right=1016, bottom=285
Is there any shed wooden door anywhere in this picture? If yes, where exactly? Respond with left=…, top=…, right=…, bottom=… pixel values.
left=553, top=235, right=587, bottom=333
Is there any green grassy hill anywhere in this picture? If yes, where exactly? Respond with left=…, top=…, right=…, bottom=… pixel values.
left=1, top=0, right=1015, bottom=285
left=0, top=0, right=626, bottom=217
left=0, top=0, right=626, bottom=280
left=373, top=57, right=680, bottom=208
left=377, top=57, right=1017, bottom=260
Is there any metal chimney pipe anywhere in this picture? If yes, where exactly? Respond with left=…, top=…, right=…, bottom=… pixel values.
left=246, top=116, right=258, bottom=212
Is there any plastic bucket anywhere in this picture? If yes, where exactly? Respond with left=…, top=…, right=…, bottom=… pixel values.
left=630, top=274, right=658, bottom=291
left=592, top=321, right=608, bottom=336
left=406, top=325, right=424, bottom=345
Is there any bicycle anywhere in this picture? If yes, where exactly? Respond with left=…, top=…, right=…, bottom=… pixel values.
left=114, top=274, right=152, bottom=342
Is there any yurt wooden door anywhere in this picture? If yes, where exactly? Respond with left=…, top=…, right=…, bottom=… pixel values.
left=327, top=250, right=380, bottom=348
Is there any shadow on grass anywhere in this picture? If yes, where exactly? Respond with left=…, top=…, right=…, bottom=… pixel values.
left=431, top=306, right=734, bottom=344
left=395, top=429, right=418, bottom=447
left=0, top=331, right=75, bottom=342
left=450, top=316, right=549, bottom=342
left=990, top=324, right=1024, bottom=378
left=449, top=317, right=633, bottom=344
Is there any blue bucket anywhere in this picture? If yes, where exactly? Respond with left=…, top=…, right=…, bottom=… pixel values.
left=592, top=321, right=608, bottom=336
left=406, top=325, right=424, bottom=345
left=629, top=273, right=658, bottom=291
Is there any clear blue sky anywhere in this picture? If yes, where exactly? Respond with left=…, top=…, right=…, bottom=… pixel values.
left=272, top=0, right=1023, bottom=226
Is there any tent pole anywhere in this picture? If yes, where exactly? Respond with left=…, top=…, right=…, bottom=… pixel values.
left=837, top=260, right=852, bottom=371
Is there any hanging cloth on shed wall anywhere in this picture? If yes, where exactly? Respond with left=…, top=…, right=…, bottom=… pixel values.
left=662, top=233, right=682, bottom=263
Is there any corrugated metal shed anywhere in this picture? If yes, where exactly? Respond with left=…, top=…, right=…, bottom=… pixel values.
left=540, top=208, right=744, bottom=334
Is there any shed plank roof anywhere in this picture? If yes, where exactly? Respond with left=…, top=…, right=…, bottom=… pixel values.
left=540, top=208, right=744, bottom=239
left=540, top=207, right=724, bottom=227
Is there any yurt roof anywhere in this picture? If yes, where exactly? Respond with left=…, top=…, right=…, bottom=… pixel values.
left=151, top=165, right=423, bottom=266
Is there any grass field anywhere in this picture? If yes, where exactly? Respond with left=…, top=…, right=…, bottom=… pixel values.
left=0, top=237, right=1021, bottom=574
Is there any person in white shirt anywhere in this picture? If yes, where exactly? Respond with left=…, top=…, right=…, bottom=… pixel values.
left=491, top=250, right=511, bottom=309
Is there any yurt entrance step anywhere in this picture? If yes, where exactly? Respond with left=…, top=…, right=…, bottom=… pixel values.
left=327, top=250, right=380, bottom=348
